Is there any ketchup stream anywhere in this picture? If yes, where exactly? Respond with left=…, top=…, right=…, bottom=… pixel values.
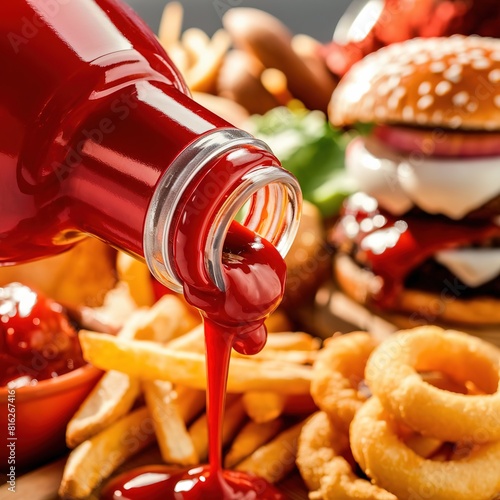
left=102, top=222, right=286, bottom=499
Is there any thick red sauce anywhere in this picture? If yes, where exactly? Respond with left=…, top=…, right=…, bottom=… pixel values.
left=334, top=194, right=500, bottom=307
left=102, top=222, right=287, bottom=499
left=1, top=2, right=290, bottom=495
left=0, top=283, right=85, bottom=387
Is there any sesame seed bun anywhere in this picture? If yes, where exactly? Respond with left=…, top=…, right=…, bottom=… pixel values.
left=329, top=36, right=500, bottom=131
left=334, top=254, right=500, bottom=326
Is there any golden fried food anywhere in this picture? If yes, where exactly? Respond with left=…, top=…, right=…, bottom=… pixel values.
left=235, top=418, right=308, bottom=484
left=297, top=411, right=396, bottom=500
left=311, top=332, right=377, bottom=431
left=80, top=331, right=312, bottom=394
left=365, top=326, right=500, bottom=443
left=350, top=397, right=500, bottom=500
left=224, top=418, right=285, bottom=468
left=59, top=407, right=154, bottom=499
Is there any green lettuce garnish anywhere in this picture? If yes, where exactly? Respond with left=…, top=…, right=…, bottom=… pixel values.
left=247, top=106, right=358, bottom=217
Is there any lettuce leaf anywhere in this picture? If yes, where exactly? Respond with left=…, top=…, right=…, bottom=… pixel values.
left=247, top=106, right=357, bottom=217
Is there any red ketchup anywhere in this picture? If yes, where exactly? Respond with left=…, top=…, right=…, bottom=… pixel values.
left=0, top=283, right=85, bottom=387
left=1, top=1, right=301, bottom=498
left=334, top=194, right=500, bottom=307
left=101, top=222, right=287, bottom=499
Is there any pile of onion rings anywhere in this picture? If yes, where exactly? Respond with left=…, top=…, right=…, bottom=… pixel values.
left=298, top=326, right=500, bottom=500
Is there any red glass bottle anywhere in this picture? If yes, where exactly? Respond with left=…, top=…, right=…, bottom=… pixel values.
left=0, top=0, right=301, bottom=291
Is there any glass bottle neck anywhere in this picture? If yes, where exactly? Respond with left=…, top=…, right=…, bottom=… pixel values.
left=66, top=81, right=233, bottom=257
left=144, top=130, right=302, bottom=293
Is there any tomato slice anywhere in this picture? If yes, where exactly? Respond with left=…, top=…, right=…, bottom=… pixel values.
left=374, top=125, right=500, bottom=158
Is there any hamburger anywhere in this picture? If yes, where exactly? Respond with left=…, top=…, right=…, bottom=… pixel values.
left=328, top=35, right=500, bottom=327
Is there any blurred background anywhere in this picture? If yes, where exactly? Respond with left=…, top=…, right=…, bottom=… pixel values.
left=123, top=0, right=352, bottom=41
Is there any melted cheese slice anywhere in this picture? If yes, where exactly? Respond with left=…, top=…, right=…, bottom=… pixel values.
left=435, top=249, right=500, bottom=287
left=346, top=137, right=500, bottom=219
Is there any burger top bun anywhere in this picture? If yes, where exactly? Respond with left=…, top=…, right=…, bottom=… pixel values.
left=329, top=36, right=500, bottom=131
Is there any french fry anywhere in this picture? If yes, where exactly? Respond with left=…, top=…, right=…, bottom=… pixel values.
left=66, top=310, right=151, bottom=447
left=166, top=323, right=205, bottom=353
left=166, top=42, right=190, bottom=76
left=143, top=381, right=202, bottom=465
left=266, top=332, right=320, bottom=351
left=189, top=398, right=246, bottom=462
left=67, top=299, right=198, bottom=448
left=131, top=294, right=200, bottom=343
left=60, top=407, right=155, bottom=499
left=242, top=391, right=286, bottom=423
left=80, top=332, right=312, bottom=394
left=116, top=252, right=155, bottom=307
left=261, top=68, right=293, bottom=106
left=186, top=29, right=231, bottom=92
left=282, top=393, right=318, bottom=416
left=235, top=418, right=310, bottom=483
left=93, top=281, right=139, bottom=327
left=174, top=385, right=206, bottom=422
left=167, top=327, right=320, bottom=361
left=181, top=28, right=210, bottom=65
left=66, top=370, right=141, bottom=449
left=224, top=418, right=285, bottom=468
left=158, top=1, right=183, bottom=49
left=265, top=309, right=292, bottom=332
left=235, top=349, right=317, bottom=364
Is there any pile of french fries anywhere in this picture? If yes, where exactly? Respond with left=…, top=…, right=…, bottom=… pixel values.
left=158, top=2, right=231, bottom=93
left=58, top=256, right=319, bottom=499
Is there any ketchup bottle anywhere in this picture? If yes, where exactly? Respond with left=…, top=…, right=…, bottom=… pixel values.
left=0, top=0, right=301, bottom=292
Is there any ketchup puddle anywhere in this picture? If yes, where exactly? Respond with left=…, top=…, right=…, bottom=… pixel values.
left=102, top=222, right=287, bottom=500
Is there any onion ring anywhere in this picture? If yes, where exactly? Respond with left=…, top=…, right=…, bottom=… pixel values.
left=350, top=397, right=500, bottom=500
left=311, top=332, right=377, bottom=431
left=365, top=326, right=500, bottom=443
left=297, top=411, right=396, bottom=500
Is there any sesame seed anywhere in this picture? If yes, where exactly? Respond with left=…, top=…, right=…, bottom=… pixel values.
left=417, top=95, right=434, bottom=110
left=435, top=81, right=452, bottom=96
left=377, top=83, right=391, bottom=96
left=416, top=113, right=428, bottom=124
left=489, top=69, right=500, bottom=83
left=364, top=95, right=375, bottom=109
left=429, top=61, right=446, bottom=73
left=375, top=106, right=386, bottom=118
left=452, top=91, right=469, bottom=106
left=386, top=75, right=401, bottom=90
left=494, top=95, right=500, bottom=108
left=485, top=121, right=497, bottom=130
left=466, top=101, right=478, bottom=112
left=402, top=106, right=414, bottom=121
left=449, top=115, right=463, bottom=128
left=455, top=54, right=472, bottom=65
left=432, top=110, right=443, bottom=122
left=491, top=52, right=500, bottom=62
left=469, top=48, right=486, bottom=58
left=472, top=58, right=491, bottom=70
left=413, top=53, right=429, bottom=65
left=443, top=64, right=462, bottom=83
left=418, top=82, right=432, bottom=95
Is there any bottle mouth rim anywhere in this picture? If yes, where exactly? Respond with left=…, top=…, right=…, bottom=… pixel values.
left=206, top=166, right=302, bottom=292
left=144, top=128, right=302, bottom=294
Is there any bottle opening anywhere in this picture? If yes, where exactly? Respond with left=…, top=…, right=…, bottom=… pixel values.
left=144, top=128, right=302, bottom=293
left=206, top=167, right=301, bottom=292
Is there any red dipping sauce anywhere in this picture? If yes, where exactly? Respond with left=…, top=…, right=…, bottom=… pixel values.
left=102, top=222, right=287, bottom=499
left=0, top=283, right=85, bottom=388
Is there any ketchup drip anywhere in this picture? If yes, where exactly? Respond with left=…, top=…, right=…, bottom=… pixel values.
left=334, top=194, right=500, bottom=307
left=102, top=222, right=287, bottom=499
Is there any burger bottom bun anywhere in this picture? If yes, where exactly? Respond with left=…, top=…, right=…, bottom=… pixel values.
left=334, top=254, right=500, bottom=326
